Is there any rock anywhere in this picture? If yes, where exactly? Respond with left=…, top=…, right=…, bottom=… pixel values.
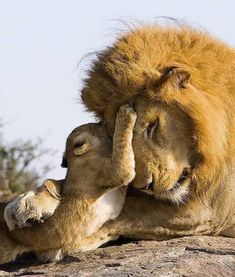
left=0, top=236, right=234, bottom=276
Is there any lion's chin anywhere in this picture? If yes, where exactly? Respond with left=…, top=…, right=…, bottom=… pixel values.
left=141, top=170, right=191, bottom=204
left=139, top=168, right=191, bottom=204
left=142, top=182, right=190, bottom=204
left=156, top=182, right=190, bottom=204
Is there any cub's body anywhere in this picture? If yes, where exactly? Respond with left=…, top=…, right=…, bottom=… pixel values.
left=0, top=105, right=136, bottom=264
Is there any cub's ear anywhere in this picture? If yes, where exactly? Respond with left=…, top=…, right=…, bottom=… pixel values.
left=156, top=66, right=191, bottom=89
left=43, top=179, right=62, bottom=200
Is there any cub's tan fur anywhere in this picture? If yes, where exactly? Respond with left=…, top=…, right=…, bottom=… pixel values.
left=0, top=105, right=136, bottom=264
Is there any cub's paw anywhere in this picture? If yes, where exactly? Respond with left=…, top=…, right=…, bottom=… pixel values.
left=117, top=104, right=137, bottom=126
left=4, top=179, right=61, bottom=231
left=4, top=191, right=52, bottom=231
left=4, top=191, right=43, bottom=230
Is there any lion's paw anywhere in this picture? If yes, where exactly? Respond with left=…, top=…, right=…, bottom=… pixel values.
left=4, top=191, right=46, bottom=231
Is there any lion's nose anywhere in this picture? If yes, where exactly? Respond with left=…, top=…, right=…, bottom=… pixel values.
left=140, top=181, right=154, bottom=191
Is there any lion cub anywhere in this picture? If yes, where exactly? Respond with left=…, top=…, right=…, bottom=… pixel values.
left=1, top=104, right=136, bottom=264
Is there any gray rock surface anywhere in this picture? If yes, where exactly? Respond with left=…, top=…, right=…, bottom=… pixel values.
left=0, top=236, right=234, bottom=276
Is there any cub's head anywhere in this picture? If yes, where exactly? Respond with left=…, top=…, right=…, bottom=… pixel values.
left=61, top=123, right=112, bottom=196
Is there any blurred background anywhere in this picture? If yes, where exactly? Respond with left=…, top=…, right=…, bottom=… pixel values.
left=0, top=0, right=234, bottom=195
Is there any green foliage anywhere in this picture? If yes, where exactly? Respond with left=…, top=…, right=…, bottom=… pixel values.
left=0, top=123, right=54, bottom=194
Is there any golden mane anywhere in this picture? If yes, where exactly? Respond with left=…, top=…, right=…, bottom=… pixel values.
left=81, top=25, right=235, bottom=191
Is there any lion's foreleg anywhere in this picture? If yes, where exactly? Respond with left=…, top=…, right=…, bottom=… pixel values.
left=220, top=225, right=235, bottom=238
left=95, top=195, right=222, bottom=240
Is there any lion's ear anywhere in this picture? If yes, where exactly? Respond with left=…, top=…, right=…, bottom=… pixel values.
left=156, top=67, right=191, bottom=90
left=173, top=68, right=191, bottom=89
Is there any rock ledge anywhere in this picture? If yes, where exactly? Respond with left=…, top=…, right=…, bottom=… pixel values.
left=0, top=236, right=234, bottom=276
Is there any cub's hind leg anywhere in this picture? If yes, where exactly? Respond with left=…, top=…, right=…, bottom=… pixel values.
left=36, top=249, right=63, bottom=263
left=0, top=224, right=28, bottom=264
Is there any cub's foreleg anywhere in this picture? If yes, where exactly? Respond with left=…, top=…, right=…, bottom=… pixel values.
left=105, top=104, right=137, bottom=186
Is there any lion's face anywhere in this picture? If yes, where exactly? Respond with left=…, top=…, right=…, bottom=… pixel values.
left=131, top=96, right=196, bottom=203
left=104, top=95, right=196, bottom=203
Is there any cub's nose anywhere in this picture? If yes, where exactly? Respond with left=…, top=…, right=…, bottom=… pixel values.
left=140, top=181, right=154, bottom=191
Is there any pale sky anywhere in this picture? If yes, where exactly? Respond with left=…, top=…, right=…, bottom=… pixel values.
left=0, top=0, right=234, bottom=180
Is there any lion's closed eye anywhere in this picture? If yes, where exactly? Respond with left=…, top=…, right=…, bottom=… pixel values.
left=146, top=120, right=159, bottom=139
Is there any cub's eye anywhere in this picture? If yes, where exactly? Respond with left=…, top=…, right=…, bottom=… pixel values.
left=73, top=140, right=86, bottom=149
left=73, top=139, right=89, bottom=156
left=146, top=120, right=159, bottom=139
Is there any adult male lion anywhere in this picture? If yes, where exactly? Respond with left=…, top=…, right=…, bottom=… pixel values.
left=4, top=25, right=235, bottom=240
left=81, top=25, right=235, bottom=237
